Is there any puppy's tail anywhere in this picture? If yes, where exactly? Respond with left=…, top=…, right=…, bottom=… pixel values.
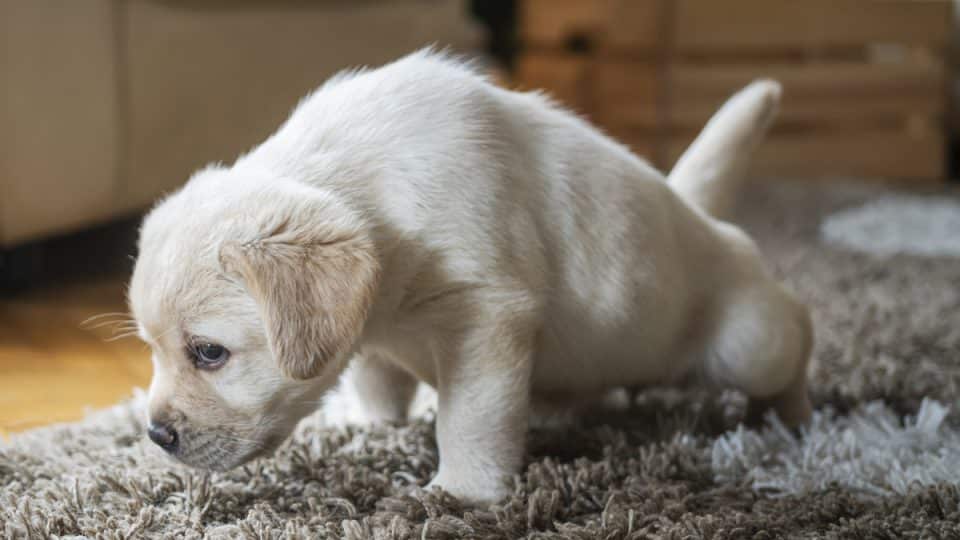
left=666, top=79, right=781, bottom=221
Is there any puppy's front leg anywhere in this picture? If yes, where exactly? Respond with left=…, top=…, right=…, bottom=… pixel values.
left=427, top=307, right=537, bottom=504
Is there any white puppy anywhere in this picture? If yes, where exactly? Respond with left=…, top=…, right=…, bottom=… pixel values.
left=130, top=49, right=811, bottom=504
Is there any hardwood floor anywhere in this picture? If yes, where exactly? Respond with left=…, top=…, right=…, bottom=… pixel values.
left=0, top=273, right=150, bottom=437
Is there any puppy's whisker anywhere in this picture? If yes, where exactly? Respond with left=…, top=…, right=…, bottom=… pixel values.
left=109, top=323, right=140, bottom=332
left=80, top=312, right=133, bottom=326
left=82, top=319, right=137, bottom=331
left=113, top=328, right=140, bottom=336
left=82, top=317, right=129, bottom=327
left=109, top=328, right=139, bottom=335
left=104, top=331, right=140, bottom=342
left=107, top=326, right=140, bottom=335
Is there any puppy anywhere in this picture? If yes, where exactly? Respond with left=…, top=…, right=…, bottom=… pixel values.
left=130, top=49, right=811, bottom=504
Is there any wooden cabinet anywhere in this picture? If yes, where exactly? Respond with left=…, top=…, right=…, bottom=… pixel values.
left=515, top=0, right=952, bottom=182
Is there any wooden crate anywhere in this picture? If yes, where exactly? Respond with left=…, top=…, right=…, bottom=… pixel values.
left=515, top=0, right=952, bottom=181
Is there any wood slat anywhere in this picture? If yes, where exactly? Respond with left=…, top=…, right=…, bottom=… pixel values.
left=671, top=60, right=945, bottom=100
left=520, top=0, right=661, bottom=50
left=516, top=56, right=661, bottom=123
left=521, top=0, right=952, bottom=52
left=672, top=0, right=953, bottom=52
left=666, top=129, right=945, bottom=181
left=515, top=53, right=591, bottom=110
left=520, top=0, right=609, bottom=45
left=592, top=60, right=660, bottom=126
left=592, top=59, right=945, bottom=129
left=601, top=128, right=659, bottom=161
left=668, top=96, right=941, bottom=133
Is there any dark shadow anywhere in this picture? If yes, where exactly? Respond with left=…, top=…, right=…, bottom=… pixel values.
left=0, top=214, right=142, bottom=295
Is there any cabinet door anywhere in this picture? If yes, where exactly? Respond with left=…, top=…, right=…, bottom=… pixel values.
left=1, top=0, right=118, bottom=246
left=121, top=0, right=481, bottom=213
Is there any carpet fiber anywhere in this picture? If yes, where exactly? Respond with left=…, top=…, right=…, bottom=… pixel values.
left=3, top=180, right=960, bottom=539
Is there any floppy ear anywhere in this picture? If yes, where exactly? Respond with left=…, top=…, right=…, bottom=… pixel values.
left=218, top=191, right=380, bottom=380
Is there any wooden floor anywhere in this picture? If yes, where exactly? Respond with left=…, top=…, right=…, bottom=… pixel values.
left=0, top=273, right=151, bottom=437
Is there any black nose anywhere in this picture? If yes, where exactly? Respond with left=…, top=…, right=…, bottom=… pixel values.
left=147, top=422, right=179, bottom=453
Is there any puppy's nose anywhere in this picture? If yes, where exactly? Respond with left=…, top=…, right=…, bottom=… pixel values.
left=147, top=422, right=179, bottom=453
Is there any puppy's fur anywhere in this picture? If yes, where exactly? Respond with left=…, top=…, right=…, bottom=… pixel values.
left=130, top=50, right=811, bottom=503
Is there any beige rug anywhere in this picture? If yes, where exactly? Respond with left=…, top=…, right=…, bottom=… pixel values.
left=3, top=180, right=960, bottom=539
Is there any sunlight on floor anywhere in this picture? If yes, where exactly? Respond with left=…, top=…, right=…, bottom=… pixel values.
left=0, top=274, right=150, bottom=435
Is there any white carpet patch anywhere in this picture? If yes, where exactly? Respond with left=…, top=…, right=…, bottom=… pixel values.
left=820, top=196, right=960, bottom=257
left=712, top=399, right=960, bottom=498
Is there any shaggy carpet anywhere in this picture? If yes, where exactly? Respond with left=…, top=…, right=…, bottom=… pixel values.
left=3, top=180, right=960, bottom=539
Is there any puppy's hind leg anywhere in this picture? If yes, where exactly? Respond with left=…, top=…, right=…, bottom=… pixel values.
left=335, top=351, right=419, bottom=425
left=705, top=286, right=813, bottom=428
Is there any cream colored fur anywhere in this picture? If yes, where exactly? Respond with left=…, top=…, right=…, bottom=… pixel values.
left=129, top=50, right=811, bottom=504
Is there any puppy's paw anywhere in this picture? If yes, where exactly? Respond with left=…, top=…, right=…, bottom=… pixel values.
left=425, top=472, right=511, bottom=506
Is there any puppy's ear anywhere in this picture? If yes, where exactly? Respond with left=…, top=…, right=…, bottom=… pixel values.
left=219, top=188, right=380, bottom=380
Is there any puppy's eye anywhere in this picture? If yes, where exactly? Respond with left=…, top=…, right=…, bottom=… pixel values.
left=190, top=342, right=229, bottom=370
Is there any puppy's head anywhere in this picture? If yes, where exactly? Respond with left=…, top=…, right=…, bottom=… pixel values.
left=129, top=167, right=379, bottom=470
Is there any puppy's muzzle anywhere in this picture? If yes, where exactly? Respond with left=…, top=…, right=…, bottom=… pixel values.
left=147, top=422, right=179, bottom=454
